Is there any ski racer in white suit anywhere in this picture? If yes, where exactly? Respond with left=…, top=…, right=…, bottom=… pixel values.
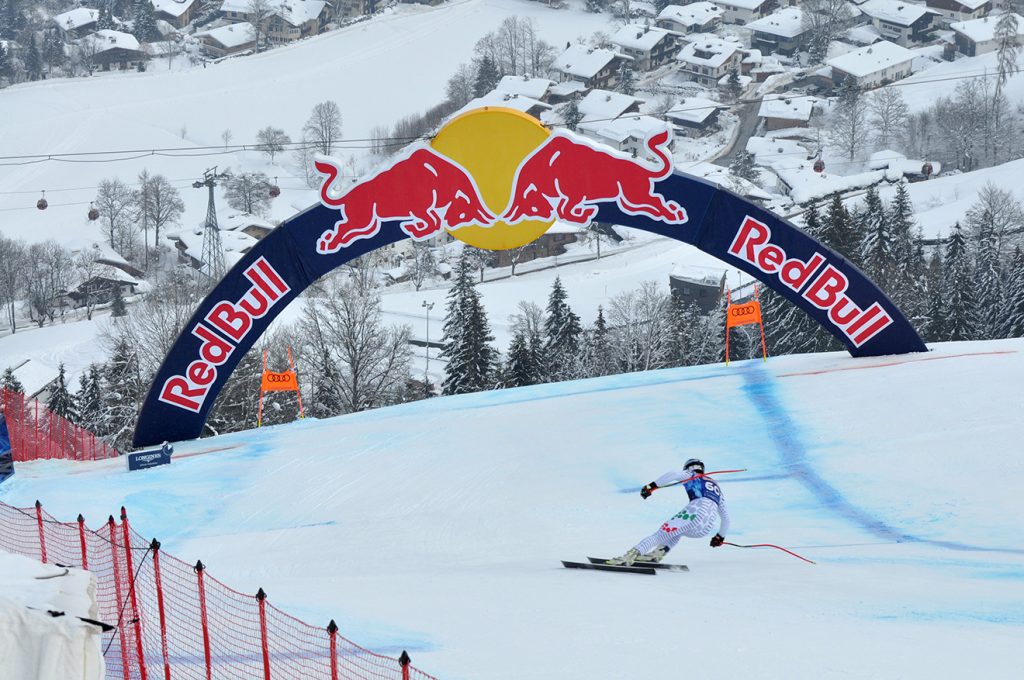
left=609, top=458, right=730, bottom=566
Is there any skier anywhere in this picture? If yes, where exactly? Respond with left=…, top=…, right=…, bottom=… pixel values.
left=608, top=458, right=730, bottom=566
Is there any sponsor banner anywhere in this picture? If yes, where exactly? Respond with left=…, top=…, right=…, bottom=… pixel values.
left=127, top=442, right=173, bottom=472
left=133, top=113, right=925, bottom=448
left=727, top=300, right=763, bottom=328
left=694, top=191, right=924, bottom=358
left=261, top=370, right=298, bottom=392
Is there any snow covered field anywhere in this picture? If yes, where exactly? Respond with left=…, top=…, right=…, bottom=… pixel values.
left=0, top=0, right=614, bottom=250
left=2, top=339, right=1022, bottom=679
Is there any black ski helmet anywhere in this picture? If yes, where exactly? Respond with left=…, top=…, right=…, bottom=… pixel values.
left=684, top=458, right=705, bottom=474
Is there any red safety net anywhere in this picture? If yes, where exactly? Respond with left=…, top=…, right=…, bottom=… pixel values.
left=0, top=388, right=119, bottom=462
left=0, top=500, right=439, bottom=680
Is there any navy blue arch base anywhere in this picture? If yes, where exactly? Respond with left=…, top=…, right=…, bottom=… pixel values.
left=132, top=174, right=925, bottom=447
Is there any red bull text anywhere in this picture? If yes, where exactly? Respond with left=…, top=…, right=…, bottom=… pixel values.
left=729, top=216, right=893, bottom=348
left=158, top=257, right=291, bottom=412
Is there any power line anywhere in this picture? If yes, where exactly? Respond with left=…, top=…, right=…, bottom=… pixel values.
left=0, top=61, right=1017, bottom=166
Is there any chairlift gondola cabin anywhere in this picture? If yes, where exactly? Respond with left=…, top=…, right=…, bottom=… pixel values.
left=813, top=159, right=825, bottom=173
left=269, top=178, right=280, bottom=198
left=37, top=191, right=48, bottom=210
left=921, top=162, right=933, bottom=178
left=88, top=203, right=100, bottom=221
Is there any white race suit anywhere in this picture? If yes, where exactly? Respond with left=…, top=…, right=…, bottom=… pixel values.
left=633, top=470, right=731, bottom=555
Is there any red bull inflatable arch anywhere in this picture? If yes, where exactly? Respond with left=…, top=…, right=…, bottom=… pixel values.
left=133, top=108, right=925, bottom=447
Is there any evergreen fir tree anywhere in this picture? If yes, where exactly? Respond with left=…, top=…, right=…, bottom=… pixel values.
left=504, top=329, right=540, bottom=387
left=945, top=223, right=975, bottom=342
left=110, top=283, right=127, bottom=317
left=584, top=306, right=615, bottom=376
left=822, top=193, right=861, bottom=266
left=921, top=251, right=947, bottom=343
left=473, top=55, right=500, bottom=97
left=1, top=366, right=24, bottom=394
left=0, top=41, right=11, bottom=82
left=97, top=3, right=115, bottom=30
left=205, top=348, right=262, bottom=434
left=309, top=348, right=344, bottom=419
left=1, top=0, right=26, bottom=40
left=42, top=27, right=65, bottom=75
left=858, top=184, right=892, bottom=291
left=440, top=255, right=497, bottom=395
left=802, top=203, right=823, bottom=237
left=132, top=0, right=158, bottom=42
left=25, top=33, right=42, bottom=80
left=102, top=336, right=142, bottom=449
left=725, top=65, right=743, bottom=102
left=1005, top=247, right=1024, bottom=338
left=562, top=95, right=583, bottom=131
left=543, top=277, right=583, bottom=379
left=617, top=60, right=636, bottom=96
left=47, top=363, right=76, bottom=422
left=973, top=232, right=1004, bottom=340
left=728, top=150, right=758, bottom=183
left=76, top=366, right=104, bottom=434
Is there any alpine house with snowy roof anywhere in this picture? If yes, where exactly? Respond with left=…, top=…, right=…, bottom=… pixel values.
left=825, top=40, right=915, bottom=87
left=551, top=44, right=633, bottom=90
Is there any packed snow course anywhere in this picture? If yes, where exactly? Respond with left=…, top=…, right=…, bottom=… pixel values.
left=2, top=340, right=1023, bottom=679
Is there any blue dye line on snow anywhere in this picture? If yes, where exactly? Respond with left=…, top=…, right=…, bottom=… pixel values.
left=738, top=364, right=1024, bottom=556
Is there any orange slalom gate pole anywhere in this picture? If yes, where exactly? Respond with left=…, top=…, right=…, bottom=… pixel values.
left=755, top=284, right=767, bottom=362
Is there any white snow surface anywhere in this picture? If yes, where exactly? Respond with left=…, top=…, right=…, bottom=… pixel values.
left=2, top=339, right=1023, bottom=679
left=0, top=550, right=104, bottom=680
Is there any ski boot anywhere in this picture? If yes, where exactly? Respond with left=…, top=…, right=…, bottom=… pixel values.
left=606, top=548, right=641, bottom=566
left=635, top=546, right=670, bottom=564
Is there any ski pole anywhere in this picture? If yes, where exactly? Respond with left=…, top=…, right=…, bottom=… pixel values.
left=723, top=541, right=816, bottom=565
left=652, top=469, right=748, bottom=491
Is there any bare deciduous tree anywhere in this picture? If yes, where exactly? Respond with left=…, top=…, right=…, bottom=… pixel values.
left=247, top=0, right=274, bottom=53
left=607, top=281, right=672, bottom=372
left=136, top=171, right=185, bottom=269
left=299, top=279, right=412, bottom=413
left=303, top=100, right=343, bottom=156
left=224, top=171, right=273, bottom=216
left=95, top=178, right=138, bottom=260
left=408, top=242, right=437, bottom=292
left=0, top=236, right=27, bottom=333
left=256, top=126, right=291, bottom=162
left=869, top=87, right=909, bottom=152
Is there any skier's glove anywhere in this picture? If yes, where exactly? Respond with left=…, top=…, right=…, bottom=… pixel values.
left=640, top=483, right=658, bottom=499
left=710, top=534, right=725, bottom=548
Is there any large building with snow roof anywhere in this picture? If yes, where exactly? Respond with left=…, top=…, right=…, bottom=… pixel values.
left=220, top=0, right=331, bottom=44
left=951, top=13, right=1024, bottom=55
left=825, top=40, right=915, bottom=87
left=196, top=22, right=256, bottom=57
left=79, top=30, right=146, bottom=71
left=551, top=44, right=632, bottom=90
left=577, top=115, right=673, bottom=162
left=924, top=0, right=991, bottom=27
left=52, top=8, right=99, bottom=39
left=656, top=2, right=725, bottom=33
left=746, top=7, right=807, bottom=55
left=495, top=75, right=555, bottom=102
left=858, top=0, right=936, bottom=46
left=676, top=35, right=743, bottom=87
left=757, top=94, right=816, bottom=130
left=151, top=0, right=198, bottom=28
left=713, top=0, right=772, bottom=24
left=610, top=25, right=679, bottom=71
left=664, top=97, right=722, bottom=137
left=577, top=89, right=643, bottom=120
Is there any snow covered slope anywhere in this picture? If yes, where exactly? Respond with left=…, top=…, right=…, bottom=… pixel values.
left=2, top=340, right=1023, bottom=679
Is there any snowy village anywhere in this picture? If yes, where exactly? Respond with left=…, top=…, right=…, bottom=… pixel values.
left=0, top=0, right=1022, bottom=678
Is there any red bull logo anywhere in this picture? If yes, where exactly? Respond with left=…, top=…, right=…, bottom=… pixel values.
left=313, top=107, right=689, bottom=253
left=314, top=148, right=495, bottom=253
left=502, top=130, right=686, bottom=227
